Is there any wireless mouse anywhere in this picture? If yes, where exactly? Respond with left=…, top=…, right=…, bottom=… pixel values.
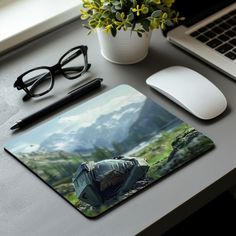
left=146, top=66, right=227, bottom=120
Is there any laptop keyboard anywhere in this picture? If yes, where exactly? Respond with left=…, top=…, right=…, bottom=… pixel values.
left=190, top=9, right=236, bottom=60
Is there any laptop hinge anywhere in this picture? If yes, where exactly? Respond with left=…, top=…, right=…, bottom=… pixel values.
left=163, top=0, right=235, bottom=37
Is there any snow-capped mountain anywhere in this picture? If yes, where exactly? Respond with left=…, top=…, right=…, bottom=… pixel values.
left=39, top=98, right=178, bottom=154
left=39, top=101, right=144, bottom=153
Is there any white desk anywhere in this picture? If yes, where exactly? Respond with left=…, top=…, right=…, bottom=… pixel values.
left=0, top=19, right=236, bottom=236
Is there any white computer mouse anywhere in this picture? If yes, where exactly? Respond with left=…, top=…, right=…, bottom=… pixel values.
left=146, top=66, right=227, bottom=120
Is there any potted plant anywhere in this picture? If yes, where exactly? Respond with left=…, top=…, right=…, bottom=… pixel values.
left=81, top=0, right=183, bottom=64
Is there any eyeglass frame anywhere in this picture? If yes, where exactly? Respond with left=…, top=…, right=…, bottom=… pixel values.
left=14, top=45, right=91, bottom=101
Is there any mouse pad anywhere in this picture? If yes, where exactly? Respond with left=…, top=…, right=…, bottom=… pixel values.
left=4, top=85, right=214, bottom=218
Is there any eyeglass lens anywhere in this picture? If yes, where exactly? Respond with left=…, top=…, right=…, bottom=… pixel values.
left=22, top=68, right=53, bottom=96
left=60, top=47, right=87, bottom=79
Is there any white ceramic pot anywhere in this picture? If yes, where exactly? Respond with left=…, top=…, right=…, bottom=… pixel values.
left=97, top=28, right=152, bottom=64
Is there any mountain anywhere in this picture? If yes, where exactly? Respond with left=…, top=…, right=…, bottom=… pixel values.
left=112, top=99, right=180, bottom=152
left=39, top=101, right=144, bottom=153
left=128, top=98, right=178, bottom=139
left=39, top=98, right=180, bottom=154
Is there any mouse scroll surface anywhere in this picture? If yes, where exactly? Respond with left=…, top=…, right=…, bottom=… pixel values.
left=146, top=66, right=227, bottom=120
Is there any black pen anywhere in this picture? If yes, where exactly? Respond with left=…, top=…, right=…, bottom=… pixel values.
left=11, top=78, right=103, bottom=130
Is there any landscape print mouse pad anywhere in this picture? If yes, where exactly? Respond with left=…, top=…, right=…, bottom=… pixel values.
left=5, top=85, right=214, bottom=218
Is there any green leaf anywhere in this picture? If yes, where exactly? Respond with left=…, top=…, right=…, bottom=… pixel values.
left=137, top=32, right=142, bottom=37
left=132, top=0, right=137, bottom=6
left=94, top=0, right=101, bottom=6
left=93, top=0, right=100, bottom=8
left=165, top=19, right=173, bottom=26
left=162, top=12, right=168, bottom=19
left=141, top=7, right=149, bottom=14
left=113, top=1, right=121, bottom=6
left=138, top=29, right=145, bottom=33
left=151, top=10, right=162, bottom=18
left=142, top=20, right=150, bottom=31
left=111, top=27, right=117, bottom=37
left=127, top=13, right=134, bottom=21
left=161, top=21, right=165, bottom=29
left=97, top=20, right=103, bottom=28
left=82, top=24, right=91, bottom=30
left=81, top=14, right=89, bottom=20
left=102, top=12, right=110, bottom=18
left=80, top=0, right=182, bottom=36
left=125, top=22, right=132, bottom=28
left=93, top=12, right=102, bottom=19
left=116, top=12, right=122, bottom=21
left=114, top=5, right=122, bottom=10
left=131, top=22, right=136, bottom=31
left=111, top=6, right=117, bottom=13
left=89, top=19, right=98, bottom=28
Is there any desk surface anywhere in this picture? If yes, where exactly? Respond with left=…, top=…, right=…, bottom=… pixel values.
left=0, top=19, right=236, bottom=236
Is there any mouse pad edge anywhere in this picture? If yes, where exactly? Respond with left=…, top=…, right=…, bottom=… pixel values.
left=4, top=84, right=215, bottom=218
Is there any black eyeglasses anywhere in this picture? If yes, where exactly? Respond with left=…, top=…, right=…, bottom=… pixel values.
left=14, top=45, right=91, bottom=101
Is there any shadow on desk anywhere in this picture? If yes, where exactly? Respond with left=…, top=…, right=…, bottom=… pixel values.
left=138, top=191, right=236, bottom=236
left=163, top=191, right=236, bottom=235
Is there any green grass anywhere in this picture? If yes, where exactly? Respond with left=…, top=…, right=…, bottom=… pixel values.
left=66, top=192, right=80, bottom=206
left=20, top=122, right=205, bottom=217
left=133, top=123, right=192, bottom=180
left=78, top=123, right=196, bottom=217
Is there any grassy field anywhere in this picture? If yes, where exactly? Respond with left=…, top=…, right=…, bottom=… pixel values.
left=133, top=122, right=192, bottom=180
left=70, top=122, right=197, bottom=217
left=20, top=122, right=213, bottom=218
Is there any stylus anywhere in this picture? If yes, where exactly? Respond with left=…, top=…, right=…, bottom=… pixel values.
left=10, top=78, right=103, bottom=130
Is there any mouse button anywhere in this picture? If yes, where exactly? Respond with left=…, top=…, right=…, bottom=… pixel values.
left=146, top=76, right=156, bottom=86
left=187, top=96, right=227, bottom=120
left=146, top=72, right=168, bottom=85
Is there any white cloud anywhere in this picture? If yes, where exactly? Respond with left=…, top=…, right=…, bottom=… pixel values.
left=11, top=143, right=40, bottom=154
left=53, top=142, right=68, bottom=150
left=58, top=92, right=145, bottom=130
left=112, top=107, right=141, bottom=120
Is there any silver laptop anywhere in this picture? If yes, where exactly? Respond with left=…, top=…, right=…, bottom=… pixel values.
left=166, top=0, right=236, bottom=80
